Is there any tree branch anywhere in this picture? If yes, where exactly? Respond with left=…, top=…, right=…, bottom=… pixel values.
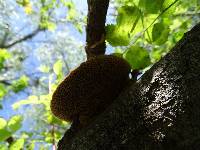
left=0, top=27, right=44, bottom=49
left=59, top=22, right=200, bottom=150
left=85, top=0, right=110, bottom=59
left=0, top=80, right=11, bottom=85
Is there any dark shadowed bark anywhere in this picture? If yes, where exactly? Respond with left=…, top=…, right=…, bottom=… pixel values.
left=85, top=0, right=109, bottom=59
left=58, top=23, right=200, bottom=150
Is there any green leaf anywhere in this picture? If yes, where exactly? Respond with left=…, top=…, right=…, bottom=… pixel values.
left=106, top=6, right=141, bottom=46
left=16, top=0, right=29, bottom=6
left=106, top=24, right=130, bottom=46
left=7, top=115, right=23, bottom=133
left=11, top=75, right=29, bottom=93
left=197, top=0, right=200, bottom=5
left=162, top=0, right=177, bottom=16
left=40, top=20, right=56, bottom=31
left=10, top=138, right=25, bottom=150
left=112, top=53, right=123, bottom=58
left=150, top=48, right=163, bottom=63
left=12, top=95, right=40, bottom=109
left=0, top=49, right=11, bottom=59
left=66, top=2, right=77, bottom=21
left=53, top=60, right=63, bottom=79
left=39, top=65, right=50, bottom=73
left=0, top=144, right=7, bottom=150
left=27, top=141, right=35, bottom=150
left=0, top=49, right=11, bottom=71
left=123, top=45, right=151, bottom=69
left=139, top=0, right=164, bottom=14
left=74, top=23, right=83, bottom=33
left=0, top=84, right=7, bottom=99
left=46, top=114, right=63, bottom=124
left=44, top=135, right=52, bottom=143
left=53, top=60, right=62, bottom=75
left=117, top=6, right=141, bottom=31
left=152, top=22, right=170, bottom=45
left=0, top=117, right=12, bottom=142
left=0, top=129, right=11, bottom=142
left=47, top=22, right=56, bottom=31
left=172, top=31, right=184, bottom=43
left=0, top=118, right=7, bottom=130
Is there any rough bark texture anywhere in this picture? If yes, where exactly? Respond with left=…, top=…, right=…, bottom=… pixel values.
left=58, top=23, right=200, bottom=150
left=85, top=0, right=109, bottom=59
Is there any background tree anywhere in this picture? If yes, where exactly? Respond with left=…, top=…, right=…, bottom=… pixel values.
left=0, top=0, right=86, bottom=149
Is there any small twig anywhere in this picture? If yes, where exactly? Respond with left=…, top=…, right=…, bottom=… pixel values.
left=0, top=27, right=44, bottom=49
left=0, top=80, right=11, bottom=85
left=52, top=124, right=57, bottom=150
left=122, top=0, right=179, bottom=54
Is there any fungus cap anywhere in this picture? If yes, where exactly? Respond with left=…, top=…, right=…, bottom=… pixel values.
left=51, top=55, right=131, bottom=124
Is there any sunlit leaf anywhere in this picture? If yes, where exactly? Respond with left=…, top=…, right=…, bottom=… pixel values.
left=47, top=22, right=56, bottom=31
left=11, top=75, right=29, bottom=93
left=12, top=95, right=40, bottom=109
left=112, top=48, right=124, bottom=58
left=142, top=14, right=158, bottom=42
left=46, top=113, right=63, bottom=124
left=0, top=118, right=7, bottom=130
left=106, top=24, right=130, bottom=46
left=117, top=6, right=141, bottom=32
left=0, top=84, right=7, bottom=99
left=44, top=135, right=52, bottom=143
left=39, top=94, right=51, bottom=107
left=0, top=118, right=12, bottom=142
left=16, top=0, right=29, bottom=6
left=112, top=53, right=123, bottom=58
left=150, top=48, right=164, bottom=63
left=7, top=115, right=23, bottom=133
left=197, top=0, right=200, bottom=5
left=27, top=141, right=35, bottom=150
left=106, top=6, right=141, bottom=46
left=0, top=49, right=11, bottom=71
left=0, top=144, right=7, bottom=150
left=162, top=0, right=178, bottom=16
left=0, top=49, right=11, bottom=59
left=39, top=65, right=50, bottom=73
left=53, top=60, right=63, bottom=79
left=53, top=60, right=62, bottom=75
left=66, top=1, right=77, bottom=21
left=74, top=23, right=83, bottom=33
left=10, top=138, right=25, bottom=150
left=123, top=45, right=151, bottom=69
left=0, top=129, right=11, bottom=142
left=24, top=3, right=33, bottom=14
left=139, top=0, right=164, bottom=14
left=152, top=22, right=170, bottom=45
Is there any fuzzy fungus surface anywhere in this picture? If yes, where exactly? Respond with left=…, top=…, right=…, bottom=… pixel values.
left=51, top=55, right=131, bottom=127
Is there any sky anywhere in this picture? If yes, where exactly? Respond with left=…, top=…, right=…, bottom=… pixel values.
left=0, top=0, right=115, bottom=127
left=0, top=0, right=88, bottom=129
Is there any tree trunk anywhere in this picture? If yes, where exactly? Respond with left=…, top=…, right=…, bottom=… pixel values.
left=85, top=0, right=109, bottom=59
left=58, top=23, right=200, bottom=150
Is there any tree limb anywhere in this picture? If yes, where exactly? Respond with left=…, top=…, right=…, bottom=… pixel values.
left=85, top=0, right=110, bottom=59
left=58, top=23, right=200, bottom=150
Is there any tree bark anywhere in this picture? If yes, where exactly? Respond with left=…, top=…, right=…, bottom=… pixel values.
left=58, top=22, right=200, bottom=150
left=85, top=0, right=109, bottom=59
